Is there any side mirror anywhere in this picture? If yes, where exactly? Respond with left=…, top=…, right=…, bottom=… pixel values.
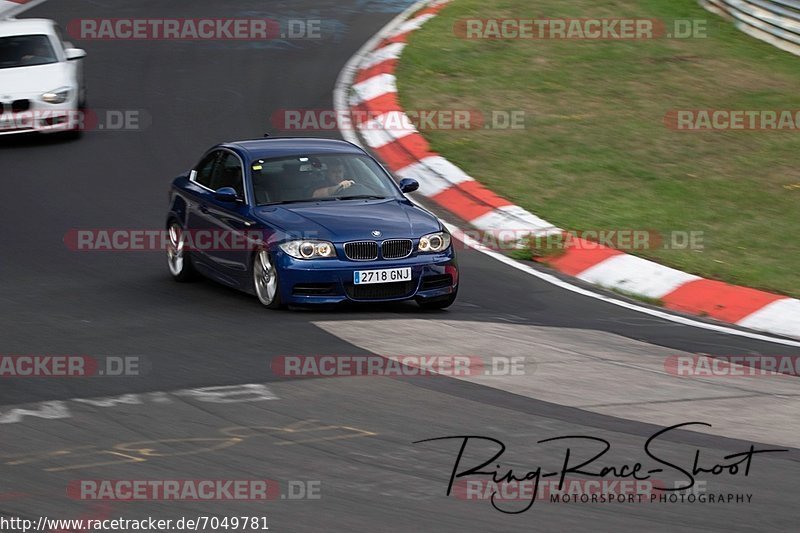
left=214, top=187, right=240, bottom=202
left=65, top=48, right=87, bottom=61
left=399, top=178, right=419, bottom=194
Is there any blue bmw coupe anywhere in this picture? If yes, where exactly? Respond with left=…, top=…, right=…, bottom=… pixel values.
left=166, top=138, right=458, bottom=309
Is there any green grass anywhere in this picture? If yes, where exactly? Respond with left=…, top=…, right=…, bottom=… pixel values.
left=606, top=287, right=665, bottom=307
left=396, top=0, right=800, bottom=297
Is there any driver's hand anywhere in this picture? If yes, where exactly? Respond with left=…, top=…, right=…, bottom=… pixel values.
left=339, top=180, right=355, bottom=189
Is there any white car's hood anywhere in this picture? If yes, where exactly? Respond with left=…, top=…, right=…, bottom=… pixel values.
left=0, top=63, right=72, bottom=98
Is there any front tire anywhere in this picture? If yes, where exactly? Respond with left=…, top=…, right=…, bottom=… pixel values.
left=416, top=288, right=458, bottom=310
left=253, top=250, right=283, bottom=309
left=63, top=105, right=85, bottom=140
left=167, top=222, right=198, bottom=281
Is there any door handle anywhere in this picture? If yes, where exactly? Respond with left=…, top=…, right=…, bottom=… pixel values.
left=200, top=205, right=210, bottom=214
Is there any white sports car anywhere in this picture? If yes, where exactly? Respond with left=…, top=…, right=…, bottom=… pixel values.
left=0, top=11, right=87, bottom=136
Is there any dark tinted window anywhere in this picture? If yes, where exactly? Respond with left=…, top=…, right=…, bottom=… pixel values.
left=210, top=152, right=244, bottom=198
left=0, top=35, right=58, bottom=69
left=251, top=154, right=400, bottom=205
left=194, top=152, right=219, bottom=188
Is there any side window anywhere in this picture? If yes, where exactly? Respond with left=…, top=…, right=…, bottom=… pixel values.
left=194, top=152, right=219, bottom=189
left=210, top=152, right=245, bottom=199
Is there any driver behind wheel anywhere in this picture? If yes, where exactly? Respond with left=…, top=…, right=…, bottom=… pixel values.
left=312, top=160, right=355, bottom=198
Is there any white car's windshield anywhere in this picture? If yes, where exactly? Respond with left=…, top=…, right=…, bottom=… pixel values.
left=0, top=34, right=58, bottom=69
left=251, top=154, right=402, bottom=206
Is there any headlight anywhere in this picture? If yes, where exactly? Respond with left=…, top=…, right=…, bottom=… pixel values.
left=280, top=240, right=336, bottom=259
left=41, top=87, right=72, bottom=104
left=418, top=231, right=451, bottom=253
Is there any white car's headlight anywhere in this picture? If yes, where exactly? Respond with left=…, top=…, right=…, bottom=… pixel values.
left=418, top=231, right=451, bottom=253
left=41, top=87, right=72, bottom=104
left=280, top=240, right=336, bottom=259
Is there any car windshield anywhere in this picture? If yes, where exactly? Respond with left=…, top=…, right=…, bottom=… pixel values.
left=0, top=35, right=58, bottom=69
left=251, top=154, right=402, bottom=206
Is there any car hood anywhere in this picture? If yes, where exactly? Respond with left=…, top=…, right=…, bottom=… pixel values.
left=0, top=63, right=71, bottom=97
left=253, top=199, right=442, bottom=242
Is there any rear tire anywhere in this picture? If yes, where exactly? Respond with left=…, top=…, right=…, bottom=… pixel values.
left=167, top=222, right=198, bottom=282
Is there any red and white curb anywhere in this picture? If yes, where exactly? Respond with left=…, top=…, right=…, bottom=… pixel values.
left=0, top=0, right=47, bottom=18
left=336, top=0, right=800, bottom=341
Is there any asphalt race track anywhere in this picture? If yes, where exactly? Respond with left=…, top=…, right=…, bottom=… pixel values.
left=1, top=1, right=798, bottom=531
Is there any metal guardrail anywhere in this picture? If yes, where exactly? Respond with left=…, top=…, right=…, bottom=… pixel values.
left=700, top=0, right=800, bottom=56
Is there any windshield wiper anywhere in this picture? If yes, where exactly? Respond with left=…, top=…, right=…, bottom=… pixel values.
left=260, top=195, right=386, bottom=206
left=336, top=195, right=386, bottom=200
left=260, top=199, right=319, bottom=206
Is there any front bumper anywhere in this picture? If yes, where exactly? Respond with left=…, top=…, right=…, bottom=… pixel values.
left=275, top=248, right=458, bottom=305
left=0, top=97, right=80, bottom=137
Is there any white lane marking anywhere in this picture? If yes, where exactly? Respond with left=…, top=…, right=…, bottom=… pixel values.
left=333, top=1, right=800, bottom=348
left=0, top=383, right=279, bottom=424
left=0, top=401, right=71, bottom=424
left=74, top=394, right=144, bottom=407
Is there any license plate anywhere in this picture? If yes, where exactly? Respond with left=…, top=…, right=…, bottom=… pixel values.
left=354, top=267, right=411, bottom=285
